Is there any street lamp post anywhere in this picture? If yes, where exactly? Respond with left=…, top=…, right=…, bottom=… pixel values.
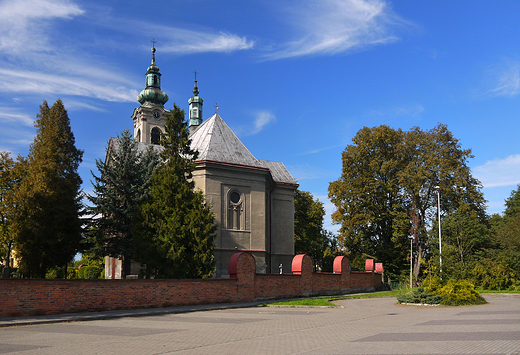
left=434, top=186, right=442, bottom=278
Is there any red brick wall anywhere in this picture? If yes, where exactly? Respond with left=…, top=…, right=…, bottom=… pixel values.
left=0, top=253, right=383, bottom=318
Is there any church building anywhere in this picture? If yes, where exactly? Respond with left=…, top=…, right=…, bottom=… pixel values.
left=106, top=46, right=298, bottom=278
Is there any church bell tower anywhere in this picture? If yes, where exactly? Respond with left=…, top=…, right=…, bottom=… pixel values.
left=131, top=41, right=169, bottom=144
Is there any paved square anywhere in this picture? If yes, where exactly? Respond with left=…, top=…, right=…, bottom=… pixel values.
left=0, top=294, right=518, bottom=354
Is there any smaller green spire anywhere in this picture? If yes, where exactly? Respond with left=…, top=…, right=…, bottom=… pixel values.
left=189, top=70, right=203, bottom=130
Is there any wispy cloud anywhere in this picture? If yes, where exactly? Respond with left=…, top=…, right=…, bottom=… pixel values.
left=251, top=111, right=276, bottom=134
left=0, top=1, right=254, bottom=106
left=287, top=164, right=331, bottom=181
left=0, top=0, right=84, bottom=54
left=488, top=61, right=520, bottom=97
left=0, top=126, right=36, bottom=154
left=161, top=30, right=254, bottom=54
left=0, top=110, right=34, bottom=126
left=264, top=0, right=409, bottom=59
left=0, top=0, right=139, bottom=103
left=473, top=154, right=520, bottom=188
left=0, top=68, right=138, bottom=102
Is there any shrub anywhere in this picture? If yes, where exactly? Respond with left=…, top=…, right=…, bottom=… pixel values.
left=397, top=288, right=442, bottom=305
left=78, top=266, right=103, bottom=279
left=67, top=267, right=78, bottom=279
left=399, top=279, right=487, bottom=306
left=436, top=279, right=487, bottom=306
left=471, top=259, right=516, bottom=290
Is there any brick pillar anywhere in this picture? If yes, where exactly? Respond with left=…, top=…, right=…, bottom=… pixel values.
left=292, top=254, right=313, bottom=296
left=365, top=259, right=375, bottom=272
left=333, top=255, right=351, bottom=290
left=228, top=252, right=256, bottom=301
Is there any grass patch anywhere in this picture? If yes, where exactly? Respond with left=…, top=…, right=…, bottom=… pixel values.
left=262, top=290, right=409, bottom=307
left=330, top=289, right=408, bottom=300
left=477, top=289, right=520, bottom=294
left=265, top=298, right=338, bottom=307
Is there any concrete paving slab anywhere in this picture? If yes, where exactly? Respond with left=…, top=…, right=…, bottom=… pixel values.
left=0, top=294, right=518, bottom=354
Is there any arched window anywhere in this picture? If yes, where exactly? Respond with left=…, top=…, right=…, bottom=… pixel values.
left=228, top=190, right=243, bottom=230
left=136, top=129, right=141, bottom=142
left=151, top=127, right=161, bottom=145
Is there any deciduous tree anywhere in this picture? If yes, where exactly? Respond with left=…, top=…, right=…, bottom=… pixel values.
left=399, top=124, right=486, bottom=280
left=328, top=125, right=409, bottom=278
left=329, top=124, right=486, bottom=282
left=294, top=189, right=338, bottom=270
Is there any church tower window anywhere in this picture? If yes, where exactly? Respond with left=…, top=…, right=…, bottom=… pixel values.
left=228, top=190, right=243, bottom=230
left=136, top=129, right=141, bottom=142
left=151, top=127, right=161, bottom=145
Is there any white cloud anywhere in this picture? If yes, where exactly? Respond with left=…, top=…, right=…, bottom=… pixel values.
left=251, top=111, right=276, bottom=134
left=0, top=1, right=254, bottom=104
left=489, top=62, right=520, bottom=97
left=0, top=0, right=84, bottom=54
left=0, top=110, right=34, bottom=126
left=0, top=126, right=36, bottom=153
left=161, top=31, right=254, bottom=54
left=0, top=0, right=139, bottom=103
left=0, top=68, right=137, bottom=102
left=473, top=154, right=520, bottom=188
left=264, top=0, right=408, bottom=59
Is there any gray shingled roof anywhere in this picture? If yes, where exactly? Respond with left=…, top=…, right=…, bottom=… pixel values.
left=189, top=113, right=263, bottom=167
left=189, top=114, right=297, bottom=185
left=258, top=160, right=298, bottom=185
left=110, top=113, right=297, bottom=185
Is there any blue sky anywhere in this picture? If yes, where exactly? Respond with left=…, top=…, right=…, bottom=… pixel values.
left=1, top=0, right=520, bottom=233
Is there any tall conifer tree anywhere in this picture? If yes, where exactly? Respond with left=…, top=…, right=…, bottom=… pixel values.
left=138, top=104, right=216, bottom=279
left=14, top=100, right=83, bottom=278
left=86, top=129, right=159, bottom=277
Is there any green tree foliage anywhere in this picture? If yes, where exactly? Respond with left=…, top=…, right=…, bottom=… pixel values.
left=137, top=104, right=216, bottom=279
left=0, top=152, right=24, bottom=276
left=399, top=124, right=486, bottom=280
left=14, top=100, right=84, bottom=278
left=437, top=207, right=490, bottom=280
left=86, top=129, right=159, bottom=277
left=294, top=190, right=326, bottom=267
left=329, top=124, right=485, bottom=282
left=483, top=185, right=520, bottom=287
left=294, top=189, right=341, bottom=271
left=328, top=125, right=409, bottom=278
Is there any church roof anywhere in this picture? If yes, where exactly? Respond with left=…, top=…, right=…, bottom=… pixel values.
left=190, top=113, right=262, bottom=168
left=190, top=113, right=297, bottom=185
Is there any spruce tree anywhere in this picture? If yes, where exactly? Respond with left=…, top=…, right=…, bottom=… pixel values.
left=14, top=100, right=83, bottom=278
left=139, top=104, right=216, bottom=279
left=86, top=129, right=159, bottom=277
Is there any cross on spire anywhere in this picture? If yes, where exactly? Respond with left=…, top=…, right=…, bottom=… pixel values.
left=214, top=103, right=219, bottom=113
left=194, top=70, right=198, bottom=81
left=151, top=39, right=157, bottom=64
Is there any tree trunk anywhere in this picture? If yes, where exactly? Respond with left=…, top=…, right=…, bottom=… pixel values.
left=413, top=243, right=422, bottom=285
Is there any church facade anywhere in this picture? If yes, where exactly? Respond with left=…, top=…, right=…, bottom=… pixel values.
left=106, top=47, right=298, bottom=278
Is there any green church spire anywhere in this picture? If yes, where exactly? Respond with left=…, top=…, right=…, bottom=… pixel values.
left=137, top=41, right=169, bottom=107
